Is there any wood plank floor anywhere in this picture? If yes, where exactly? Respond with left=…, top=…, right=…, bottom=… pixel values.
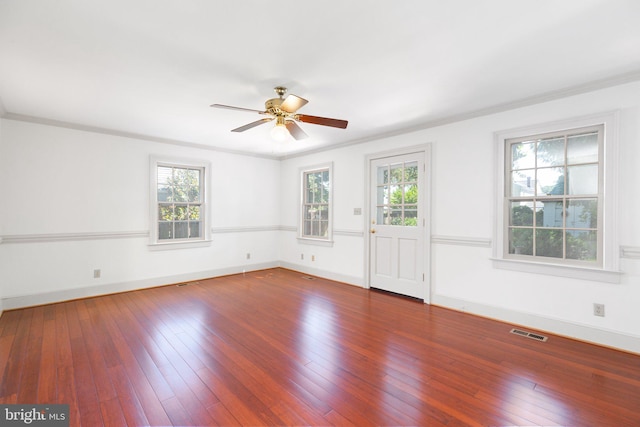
left=1, top=268, right=639, bottom=426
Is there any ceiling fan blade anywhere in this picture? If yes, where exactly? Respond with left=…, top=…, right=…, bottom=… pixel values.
left=231, top=118, right=274, bottom=132
left=297, top=114, right=348, bottom=129
left=280, top=94, right=309, bottom=113
left=285, top=121, right=309, bottom=140
left=211, top=104, right=265, bottom=114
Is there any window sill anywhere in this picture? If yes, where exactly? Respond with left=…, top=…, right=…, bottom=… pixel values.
left=491, top=258, right=622, bottom=283
left=148, top=239, right=212, bottom=251
left=297, top=237, right=334, bottom=247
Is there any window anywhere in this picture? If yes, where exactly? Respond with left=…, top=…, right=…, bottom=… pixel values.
left=150, top=157, right=210, bottom=247
left=300, top=164, right=332, bottom=242
left=506, top=125, right=603, bottom=266
left=375, top=160, right=419, bottom=226
left=494, top=112, right=620, bottom=282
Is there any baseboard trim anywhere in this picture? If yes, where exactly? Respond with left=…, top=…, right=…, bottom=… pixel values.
left=1, top=261, right=279, bottom=310
left=432, top=294, right=640, bottom=355
left=279, top=261, right=364, bottom=287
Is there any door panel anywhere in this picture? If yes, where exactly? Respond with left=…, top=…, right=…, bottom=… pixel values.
left=374, top=236, right=392, bottom=277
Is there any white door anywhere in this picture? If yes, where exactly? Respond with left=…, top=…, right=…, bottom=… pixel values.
left=368, top=151, right=426, bottom=300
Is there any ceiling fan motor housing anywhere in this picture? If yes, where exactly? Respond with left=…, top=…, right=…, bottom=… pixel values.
left=265, top=97, right=284, bottom=112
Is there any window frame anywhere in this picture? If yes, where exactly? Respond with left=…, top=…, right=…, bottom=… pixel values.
left=298, top=162, right=333, bottom=246
left=493, top=112, right=621, bottom=283
left=149, top=156, right=211, bottom=249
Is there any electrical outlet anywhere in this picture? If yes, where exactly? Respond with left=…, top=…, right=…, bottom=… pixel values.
left=311, top=255, right=315, bottom=262
left=93, top=269, right=101, bottom=279
left=593, top=303, right=605, bottom=317
left=246, top=253, right=251, bottom=260
left=301, top=253, right=304, bottom=260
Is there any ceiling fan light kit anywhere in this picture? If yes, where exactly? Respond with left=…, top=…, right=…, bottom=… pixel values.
left=211, top=86, right=348, bottom=141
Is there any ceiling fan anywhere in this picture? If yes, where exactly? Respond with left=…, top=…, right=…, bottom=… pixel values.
left=211, top=86, right=348, bottom=141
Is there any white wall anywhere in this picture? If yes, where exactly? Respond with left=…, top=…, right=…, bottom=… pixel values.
left=0, top=119, right=281, bottom=308
left=279, top=81, right=640, bottom=353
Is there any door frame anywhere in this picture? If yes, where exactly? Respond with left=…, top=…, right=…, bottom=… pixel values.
left=363, top=144, right=432, bottom=303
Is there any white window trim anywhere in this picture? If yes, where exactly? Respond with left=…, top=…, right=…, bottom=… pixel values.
left=492, top=112, right=621, bottom=282
left=298, top=162, right=334, bottom=246
left=149, top=155, right=212, bottom=250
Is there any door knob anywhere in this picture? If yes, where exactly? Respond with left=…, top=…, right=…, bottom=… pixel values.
left=370, top=229, right=376, bottom=234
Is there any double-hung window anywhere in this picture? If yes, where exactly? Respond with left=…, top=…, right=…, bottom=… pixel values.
left=300, top=163, right=332, bottom=242
left=150, top=157, right=210, bottom=247
left=506, top=125, right=603, bottom=265
left=494, top=113, right=620, bottom=282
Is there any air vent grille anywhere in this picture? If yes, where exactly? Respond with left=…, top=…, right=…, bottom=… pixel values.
left=301, top=276, right=315, bottom=280
left=510, top=328, right=548, bottom=342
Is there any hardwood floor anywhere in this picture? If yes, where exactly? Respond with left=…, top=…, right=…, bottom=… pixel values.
left=1, top=268, right=639, bottom=426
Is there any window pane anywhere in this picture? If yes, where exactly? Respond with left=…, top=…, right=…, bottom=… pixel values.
left=537, top=167, right=564, bottom=195
left=377, top=186, right=389, bottom=205
left=404, top=162, right=418, bottom=182
left=404, top=207, right=418, bottom=226
left=539, top=200, right=564, bottom=227
left=511, top=169, right=536, bottom=197
left=567, top=132, right=598, bottom=164
left=305, top=206, right=317, bottom=220
left=175, top=222, right=188, bottom=239
left=158, top=184, right=171, bottom=202
left=566, top=230, right=597, bottom=261
left=389, top=184, right=401, bottom=204
left=389, top=206, right=402, bottom=225
left=510, top=201, right=534, bottom=226
left=159, top=222, right=172, bottom=240
left=566, top=199, right=597, bottom=229
left=377, top=206, right=387, bottom=225
left=159, top=205, right=173, bottom=221
left=536, top=229, right=563, bottom=258
left=390, top=164, right=403, bottom=183
left=378, top=166, right=389, bottom=185
left=188, top=205, right=200, bottom=220
left=157, top=166, right=172, bottom=185
left=320, top=181, right=329, bottom=203
left=320, top=205, right=329, bottom=220
left=319, top=221, right=329, bottom=237
left=174, top=205, right=188, bottom=220
left=511, top=141, right=535, bottom=170
left=567, top=164, right=598, bottom=195
left=189, top=221, right=201, bottom=238
left=536, top=137, right=564, bottom=167
left=404, top=184, right=418, bottom=204
left=188, top=174, right=201, bottom=202
left=509, top=228, right=533, bottom=255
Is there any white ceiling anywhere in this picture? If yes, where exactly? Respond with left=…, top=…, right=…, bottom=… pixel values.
left=1, top=1, right=640, bottom=158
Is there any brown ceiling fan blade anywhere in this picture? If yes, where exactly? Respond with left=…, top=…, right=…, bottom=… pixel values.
left=280, top=95, right=309, bottom=113
left=285, top=121, right=308, bottom=140
left=297, top=114, right=348, bottom=129
left=211, top=104, right=265, bottom=114
left=231, top=118, right=274, bottom=132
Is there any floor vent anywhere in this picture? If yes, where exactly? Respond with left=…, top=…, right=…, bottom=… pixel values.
left=301, top=276, right=315, bottom=280
left=176, top=281, right=198, bottom=287
left=510, top=328, right=548, bottom=342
